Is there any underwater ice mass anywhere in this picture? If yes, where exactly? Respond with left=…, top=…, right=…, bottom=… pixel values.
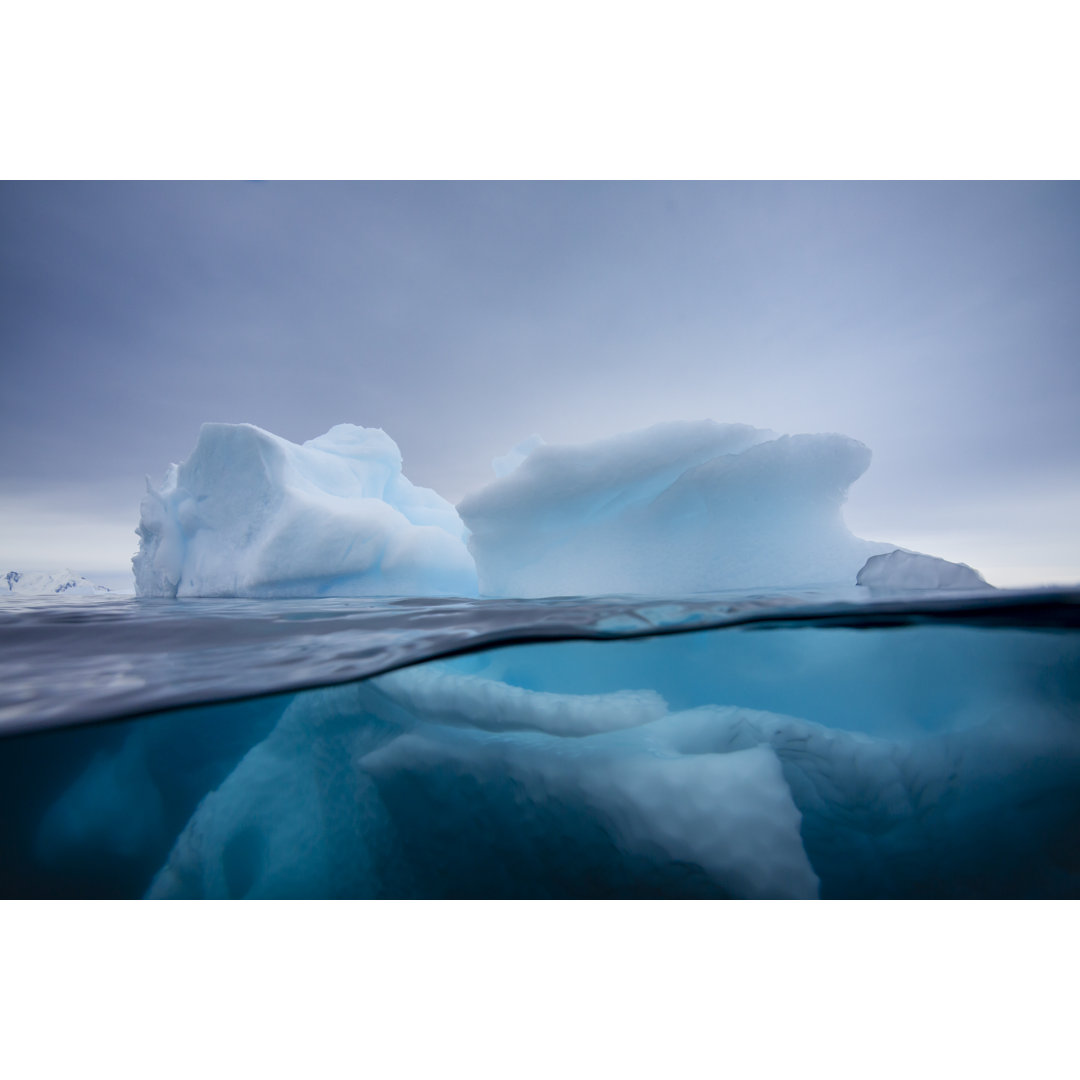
left=5, top=598, right=1078, bottom=899
left=133, top=419, right=982, bottom=598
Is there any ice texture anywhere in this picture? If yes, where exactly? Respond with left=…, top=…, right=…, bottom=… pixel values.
left=3, top=570, right=111, bottom=596
left=458, top=421, right=894, bottom=597
left=130, top=418, right=974, bottom=600
left=145, top=684, right=397, bottom=900
left=856, top=550, right=993, bottom=590
left=361, top=726, right=818, bottom=899
left=133, top=423, right=478, bottom=598
left=372, top=665, right=668, bottom=736
left=143, top=676, right=817, bottom=900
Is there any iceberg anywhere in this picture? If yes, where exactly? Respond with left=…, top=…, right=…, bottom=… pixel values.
left=856, top=550, right=993, bottom=590
left=458, top=421, right=895, bottom=597
left=143, top=675, right=818, bottom=900
left=3, top=570, right=112, bottom=596
left=131, top=418, right=975, bottom=600
left=130, top=616, right=1080, bottom=899
left=133, top=423, right=478, bottom=598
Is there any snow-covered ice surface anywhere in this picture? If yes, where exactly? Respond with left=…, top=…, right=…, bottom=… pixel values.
left=2, top=570, right=112, bottom=596
left=134, top=422, right=477, bottom=598
left=459, top=422, right=897, bottom=597
left=1, top=587, right=1078, bottom=899
left=857, top=549, right=993, bottom=590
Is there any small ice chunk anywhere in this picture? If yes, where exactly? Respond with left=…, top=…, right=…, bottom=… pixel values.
left=856, top=550, right=993, bottom=591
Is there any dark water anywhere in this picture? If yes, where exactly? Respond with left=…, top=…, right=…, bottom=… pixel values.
left=2, top=588, right=1079, bottom=898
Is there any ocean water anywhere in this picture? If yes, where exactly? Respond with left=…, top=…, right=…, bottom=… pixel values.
left=2, top=587, right=1078, bottom=899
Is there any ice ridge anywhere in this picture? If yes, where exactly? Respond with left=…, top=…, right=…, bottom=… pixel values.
left=458, top=421, right=894, bottom=596
left=133, top=423, right=478, bottom=598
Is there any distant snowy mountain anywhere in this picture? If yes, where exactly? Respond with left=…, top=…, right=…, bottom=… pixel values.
left=2, top=570, right=113, bottom=596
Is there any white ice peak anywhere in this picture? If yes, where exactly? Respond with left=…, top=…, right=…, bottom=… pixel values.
left=133, top=422, right=477, bottom=598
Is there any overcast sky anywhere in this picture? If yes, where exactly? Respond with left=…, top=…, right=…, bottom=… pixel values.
left=1, top=181, right=1077, bottom=589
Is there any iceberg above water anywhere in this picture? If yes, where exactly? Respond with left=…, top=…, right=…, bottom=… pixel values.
left=133, top=423, right=477, bottom=598
left=460, top=422, right=895, bottom=596
left=133, top=419, right=985, bottom=599
left=856, top=550, right=993, bottom=591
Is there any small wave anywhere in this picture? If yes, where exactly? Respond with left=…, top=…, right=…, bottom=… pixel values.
left=1, top=587, right=1078, bottom=734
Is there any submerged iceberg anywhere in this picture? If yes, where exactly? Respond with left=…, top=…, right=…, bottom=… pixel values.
left=856, top=550, right=993, bottom=591
left=458, top=421, right=894, bottom=597
left=137, top=619, right=1080, bottom=898
left=23, top=604, right=1078, bottom=899
left=134, top=423, right=478, bottom=598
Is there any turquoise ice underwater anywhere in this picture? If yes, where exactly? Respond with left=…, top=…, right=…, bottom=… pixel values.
left=2, top=419, right=1078, bottom=898
left=4, top=594, right=1079, bottom=899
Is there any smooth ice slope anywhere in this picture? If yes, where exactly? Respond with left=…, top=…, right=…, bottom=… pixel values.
left=134, top=423, right=478, bottom=598
left=458, top=421, right=894, bottom=597
left=3, top=570, right=112, bottom=596
left=856, top=550, right=993, bottom=590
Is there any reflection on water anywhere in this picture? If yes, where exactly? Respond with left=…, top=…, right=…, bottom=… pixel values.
left=3, top=587, right=1077, bottom=732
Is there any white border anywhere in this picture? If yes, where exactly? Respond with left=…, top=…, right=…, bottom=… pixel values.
left=3, top=2, right=1078, bottom=178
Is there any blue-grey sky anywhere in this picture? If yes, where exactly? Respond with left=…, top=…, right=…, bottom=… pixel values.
left=1, top=181, right=1078, bottom=589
